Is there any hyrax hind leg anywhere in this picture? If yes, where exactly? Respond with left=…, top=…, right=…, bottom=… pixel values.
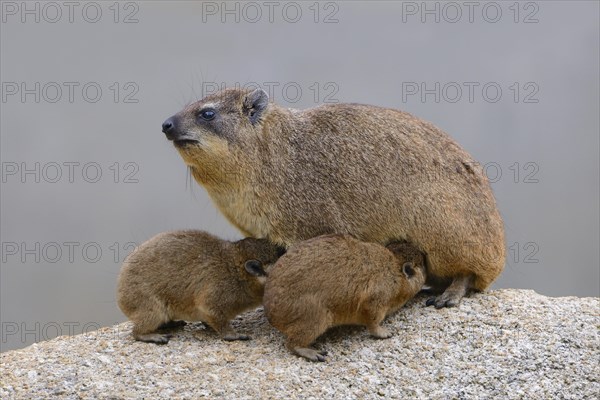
left=204, top=313, right=250, bottom=341
left=363, top=300, right=393, bottom=339
left=284, top=309, right=330, bottom=362
left=127, top=295, right=174, bottom=344
left=426, top=275, right=473, bottom=309
left=135, top=320, right=186, bottom=344
left=131, top=310, right=172, bottom=344
left=286, top=329, right=329, bottom=362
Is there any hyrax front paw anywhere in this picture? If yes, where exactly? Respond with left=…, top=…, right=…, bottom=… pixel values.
left=294, top=347, right=328, bottom=362
left=426, top=276, right=471, bottom=308
left=369, top=325, right=393, bottom=339
left=222, top=333, right=251, bottom=341
left=426, top=292, right=461, bottom=308
left=135, top=333, right=172, bottom=344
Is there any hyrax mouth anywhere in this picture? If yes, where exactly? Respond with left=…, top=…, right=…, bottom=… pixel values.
left=173, top=139, right=199, bottom=148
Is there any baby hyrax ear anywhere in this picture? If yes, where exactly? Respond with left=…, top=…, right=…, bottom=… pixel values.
left=243, top=88, right=269, bottom=125
left=244, top=259, right=267, bottom=277
left=402, top=262, right=416, bottom=278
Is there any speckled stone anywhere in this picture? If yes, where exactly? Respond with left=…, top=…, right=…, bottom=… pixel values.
left=1, top=289, right=598, bottom=399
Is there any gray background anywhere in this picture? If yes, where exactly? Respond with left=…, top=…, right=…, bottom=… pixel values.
left=1, top=1, right=598, bottom=352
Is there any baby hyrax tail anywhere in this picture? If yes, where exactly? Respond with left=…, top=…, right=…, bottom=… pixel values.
left=263, top=234, right=426, bottom=362
left=117, top=230, right=285, bottom=344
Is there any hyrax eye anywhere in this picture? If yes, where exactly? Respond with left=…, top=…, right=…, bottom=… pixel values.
left=198, top=109, right=216, bottom=121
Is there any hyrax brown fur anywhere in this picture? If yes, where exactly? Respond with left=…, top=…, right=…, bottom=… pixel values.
left=263, top=234, right=426, bottom=362
left=162, top=88, right=505, bottom=308
left=117, top=230, right=284, bottom=344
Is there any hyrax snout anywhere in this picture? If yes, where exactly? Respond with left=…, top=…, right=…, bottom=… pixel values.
left=117, top=230, right=285, bottom=344
left=263, top=234, right=426, bottom=362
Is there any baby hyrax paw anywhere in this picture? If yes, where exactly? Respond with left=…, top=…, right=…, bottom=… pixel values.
left=135, top=333, right=172, bottom=344
left=222, top=333, right=251, bottom=341
left=294, top=347, right=328, bottom=362
left=370, top=326, right=393, bottom=339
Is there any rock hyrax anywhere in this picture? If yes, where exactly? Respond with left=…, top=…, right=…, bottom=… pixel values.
left=161, top=88, right=505, bottom=308
left=117, top=230, right=284, bottom=344
left=263, top=234, right=426, bottom=362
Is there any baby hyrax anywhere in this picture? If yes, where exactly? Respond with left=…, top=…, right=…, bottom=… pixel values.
left=117, top=230, right=285, bottom=344
left=263, top=234, right=426, bottom=362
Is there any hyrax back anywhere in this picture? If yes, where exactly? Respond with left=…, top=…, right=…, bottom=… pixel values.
left=263, top=234, right=426, bottom=362
left=162, top=88, right=505, bottom=308
left=117, top=230, right=284, bottom=344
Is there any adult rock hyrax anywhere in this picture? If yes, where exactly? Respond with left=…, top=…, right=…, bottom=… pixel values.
left=161, top=88, right=505, bottom=308
left=117, top=230, right=285, bottom=344
left=263, top=234, right=426, bottom=362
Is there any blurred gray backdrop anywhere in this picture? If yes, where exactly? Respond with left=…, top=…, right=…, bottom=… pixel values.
left=1, top=1, right=598, bottom=352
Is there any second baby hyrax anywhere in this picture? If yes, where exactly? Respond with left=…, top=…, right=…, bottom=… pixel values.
left=117, top=230, right=284, bottom=344
left=162, top=88, right=506, bottom=308
left=264, top=234, right=426, bottom=362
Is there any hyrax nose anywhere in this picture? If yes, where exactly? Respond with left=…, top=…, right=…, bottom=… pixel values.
left=162, top=117, right=177, bottom=139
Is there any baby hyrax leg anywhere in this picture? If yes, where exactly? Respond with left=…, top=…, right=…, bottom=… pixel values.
left=368, top=324, right=392, bottom=339
left=205, top=314, right=251, bottom=341
left=283, top=311, right=330, bottom=362
left=221, top=330, right=251, bottom=341
left=134, top=332, right=172, bottom=344
left=365, top=304, right=393, bottom=339
left=287, top=336, right=328, bottom=362
left=292, top=345, right=328, bottom=362
left=134, top=320, right=186, bottom=344
left=132, top=319, right=172, bottom=345
left=130, top=302, right=172, bottom=344
left=426, top=275, right=472, bottom=308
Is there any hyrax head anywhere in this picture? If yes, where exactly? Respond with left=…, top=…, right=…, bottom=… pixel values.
left=161, top=88, right=270, bottom=181
left=233, top=238, right=286, bottom=289
left=385, top=241, right=427, bottom=288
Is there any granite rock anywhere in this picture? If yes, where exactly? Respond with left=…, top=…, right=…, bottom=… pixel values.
left=1, top=289, right=598, bottom=399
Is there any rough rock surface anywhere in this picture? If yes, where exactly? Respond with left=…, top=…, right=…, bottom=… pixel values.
left=1, top=289, right=598, bottom=399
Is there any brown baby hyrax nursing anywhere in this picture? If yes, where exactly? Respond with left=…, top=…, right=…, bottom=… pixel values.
left=117, top=230, right=285, bottom=344
left=162, top=88, right=505, bottom=308
left=263, top=234, right=426, bottom=362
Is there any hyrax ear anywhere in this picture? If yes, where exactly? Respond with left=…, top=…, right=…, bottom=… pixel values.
left=275, top=246, right=287, bottom=258
left=402, top=262, right=415, bottom=278
left=243, top=88, right=269, bottom=125
left=244, top=259, right=266, bottom=277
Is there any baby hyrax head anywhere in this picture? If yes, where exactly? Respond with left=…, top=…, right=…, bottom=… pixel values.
left=117, top=231, right=285, bottom=345
left=233, top=237, right=287, bottom=287
left=385, top=240, right=427, bottom=298
left=161, top=88, right=270, bottom=184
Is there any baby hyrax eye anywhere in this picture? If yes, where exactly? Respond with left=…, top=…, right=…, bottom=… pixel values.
left=198, top=109, right=216, bottom=121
